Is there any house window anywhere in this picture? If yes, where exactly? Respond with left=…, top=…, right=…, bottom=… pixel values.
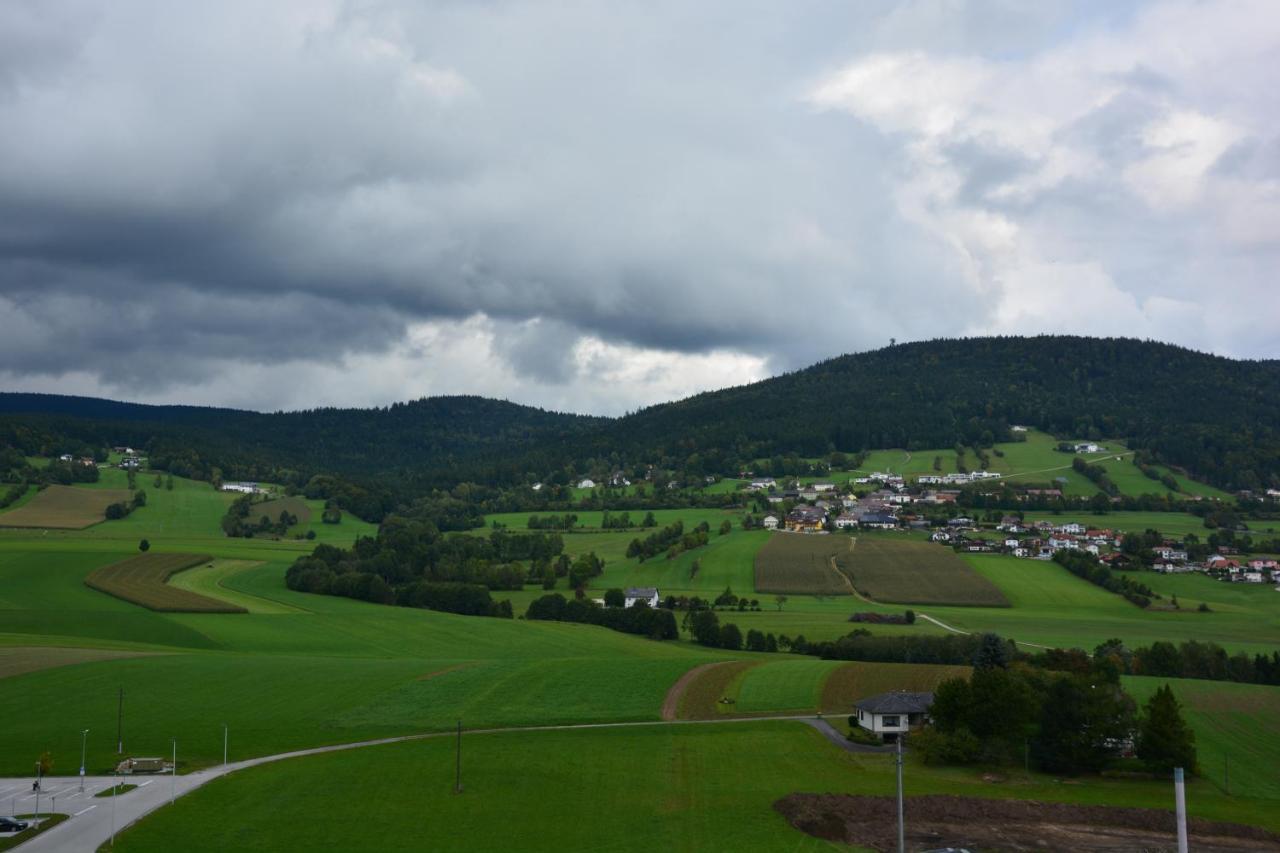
left=882, top=715, right=901, bottom=727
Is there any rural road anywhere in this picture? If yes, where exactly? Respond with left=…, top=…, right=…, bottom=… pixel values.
left=3, top=715, right=828, bottom=852
left=917, top=612, right=1051, bottom=650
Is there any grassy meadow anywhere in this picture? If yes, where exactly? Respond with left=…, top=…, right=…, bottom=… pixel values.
left=107, top=720, right=1280, bottom=853
left=0, top=451, right=1277, bottom=847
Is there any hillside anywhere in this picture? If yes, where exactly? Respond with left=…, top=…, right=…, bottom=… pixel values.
left=2, top=337, right=1278, bottom=492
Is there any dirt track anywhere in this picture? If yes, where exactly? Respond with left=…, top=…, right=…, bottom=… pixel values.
left=660, top=661, right=735, bottom=720
left=774, top=793, right=1280, bottom=852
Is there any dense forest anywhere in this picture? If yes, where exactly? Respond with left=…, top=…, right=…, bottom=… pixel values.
left=2, top=337, right=1278, bottom=498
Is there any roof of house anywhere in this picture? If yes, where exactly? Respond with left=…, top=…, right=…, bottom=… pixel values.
left=624, top=587, right=658, bottom=598
left=854, top=691, right=934, bottom=714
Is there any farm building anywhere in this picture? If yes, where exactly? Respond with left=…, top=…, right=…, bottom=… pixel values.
left=785, top=506, right=826, bottom=532
left=623, top=587, right=660, bottom=608
left=577, top=478, right=596, bottom=489
left=222, top=482, right=266, bottom=495
left=762, top=515, right=779, bottom=529
left=853, top=691, right=934, bottom=741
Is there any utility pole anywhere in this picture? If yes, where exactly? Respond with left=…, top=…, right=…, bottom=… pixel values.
left=1174, top=767, right=1189, bottom=853
left=1225, top=753, right=1230, bottom=795
left=895, top=736, right=905, bottom=853
left=80, top=729, right=90, bottom=792
left=454, top=720, right=462, bottom=794
left=116, top=687, right=124, bottom=754
left=110, top=769, right=119, bottom=847
left=171, top=739, right=177, bottom=805
left=223, top=723, right=228, bottom=768
left=34, top=761, right=41, bottom=824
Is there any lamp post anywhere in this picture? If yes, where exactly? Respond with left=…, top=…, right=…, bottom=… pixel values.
left=223, top=724, right=228, bottom=768
left=171, top=739, right=177, bottom=805
left=80, top=729, right=90, bottom=792
left=33, top=761, right=41, bottom=825
left=895, top=736, right=905, bottom=853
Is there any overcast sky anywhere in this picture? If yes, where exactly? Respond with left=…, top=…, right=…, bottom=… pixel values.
left=1, top=1, right=1277, bottom=415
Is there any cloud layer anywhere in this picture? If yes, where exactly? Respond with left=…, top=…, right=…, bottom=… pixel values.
left=1, top=1, right=1277, bottom=413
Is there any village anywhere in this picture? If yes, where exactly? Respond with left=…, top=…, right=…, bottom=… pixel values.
left=750, top=471, right=1280, bottom=588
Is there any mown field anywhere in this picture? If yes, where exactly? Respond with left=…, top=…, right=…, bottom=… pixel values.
left=677, top=659, right=974, bottom=719
left=837, top=537, right=1010, bottom=607
left=84, top=552, right=243, bottom=613
left=753, top=533, right=851, bottom=595
left=0, top=484, right=134, bottom=529
left=107, top=720, right=1280, bottom=853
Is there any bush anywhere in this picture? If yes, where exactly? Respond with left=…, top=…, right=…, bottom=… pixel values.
left=914, top=727, right=981, bottom=765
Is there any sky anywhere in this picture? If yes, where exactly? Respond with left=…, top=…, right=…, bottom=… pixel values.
left=1, top=0, right=1277, bottom=415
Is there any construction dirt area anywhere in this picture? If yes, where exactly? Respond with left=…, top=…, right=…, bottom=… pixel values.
left=774, top=793, right=1280, bottom=852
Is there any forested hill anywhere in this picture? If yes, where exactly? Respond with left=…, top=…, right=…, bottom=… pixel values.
left=2, top=336, right=1278, bottom=493
left=0, top=394, right=598, bottom=484
left=594, top=337, right=1280, bottom=490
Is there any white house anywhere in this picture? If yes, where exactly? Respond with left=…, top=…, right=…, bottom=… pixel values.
left=1074, top=442, right=1101, bottom=453
left=853, top=691, right=934, bottom=741
left=812, top=483, right=835, bottom=493
left=531, top=482, right=543, bottom=491
left=577, top=478, right=596, bottom=489
left=833, top=513, right=859, bottom=529
left=1011, top=425, right=1028, bottom=432
left=58, top=453, right=74, bottom=462
left=762, top=515, right=779, bottom=530
left=221, top=482, right=266, bottom=495
left=624, top=587, right=660, bottom=608
left=749, top=479, right=777, bottom=491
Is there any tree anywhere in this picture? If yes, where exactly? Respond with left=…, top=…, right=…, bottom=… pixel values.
left=133, top=489, right=147, bottom=507
left=689, top=609, right=720, bottom=647
left=719, top=623, right=743, bottom=651
left=719, top=519, right=732, bottom=536
left=138, top=539, right=150, bottom=552
left=972, top=632, right=1010, bottom=670
left=745, top=629, right=766, bottom=651
left=1136, top=684, right=1197, bottom=774
left=774, top=595, right=788, bottom=611
left=603, top=588, right=625, bottom=608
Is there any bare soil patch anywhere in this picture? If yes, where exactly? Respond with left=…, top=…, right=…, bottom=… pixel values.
left=774, top=793, right=1280, bottom=852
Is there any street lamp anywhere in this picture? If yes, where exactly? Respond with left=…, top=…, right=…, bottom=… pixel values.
left=80, top=729, right=90, bottom=792
left=223, top=724, right=228, bottom=768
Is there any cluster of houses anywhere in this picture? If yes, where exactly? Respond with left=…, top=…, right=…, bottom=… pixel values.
left=56, top=453, right=96, bottom=467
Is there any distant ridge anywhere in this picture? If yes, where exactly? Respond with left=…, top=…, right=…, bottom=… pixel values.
left=2, top=336, right=1278, bottom=493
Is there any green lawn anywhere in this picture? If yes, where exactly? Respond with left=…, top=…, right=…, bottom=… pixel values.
left=1020, top=511, right=1210, bottom=537
left=1126, top=677, right=1280, bottom=800
left=107, top=721, right=1280, bottom=853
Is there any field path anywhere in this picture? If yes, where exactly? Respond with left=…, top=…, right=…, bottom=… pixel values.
left=661, top=661, right=736, bottom=721
left=916, top=612, right=1051, bottom=650
left=7, top=715, right=825, bottom=853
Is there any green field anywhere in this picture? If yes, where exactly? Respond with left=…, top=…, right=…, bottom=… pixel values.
left=839, top=537, right=1010, bottom=607
left=1020, top=511, right=1211, bottom=537
left=107, top=720, right=1280, bottom=853
left=1, top=458, right=1278, bottom=847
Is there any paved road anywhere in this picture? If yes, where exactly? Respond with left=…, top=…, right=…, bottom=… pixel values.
left=2, top=715, right=824, bottom=852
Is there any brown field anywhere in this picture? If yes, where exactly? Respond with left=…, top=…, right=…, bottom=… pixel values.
left=244, top=496, right=311, bottom=526
left=754, top=534, right=852, bottom=595
left=0, top=485, right=134, bottom=529
left=85, top=552, right=247, bottom=613
left=0, top=646, right=161, bottom=680
left=674, top=661, right=761, bottom=719
left=837, top=537, right=1010, bottom=607
left=819, top=661, right=971, bottom=712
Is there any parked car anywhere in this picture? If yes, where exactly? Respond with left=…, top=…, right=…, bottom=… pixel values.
left=0, top=816, right=30, bottom=832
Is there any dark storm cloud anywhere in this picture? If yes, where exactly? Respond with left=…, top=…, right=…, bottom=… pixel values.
left=0, top=0, right=1277, bottom=412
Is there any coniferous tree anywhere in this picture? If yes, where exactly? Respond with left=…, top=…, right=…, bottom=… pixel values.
left=1137, top=684, right=1197, bottom=774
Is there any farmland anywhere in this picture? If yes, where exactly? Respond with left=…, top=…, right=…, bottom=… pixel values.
left=84, top=552, right=243, bottom=613
left=837, top=537, right=1010, bottom=607
left=106, top=720, right=1280, bottom=853
left=0, top=450, right=1278, bottom=847
left=753, top=533, right=851, bottom=595
left=0, top=484, right=134, bottom=529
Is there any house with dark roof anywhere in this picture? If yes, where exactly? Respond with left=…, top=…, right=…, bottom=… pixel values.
left=785, top=505, right=826, bottom=532
left=623, top=587, right=659, bottom=608
left=852, top=691, right=934, bottom=741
